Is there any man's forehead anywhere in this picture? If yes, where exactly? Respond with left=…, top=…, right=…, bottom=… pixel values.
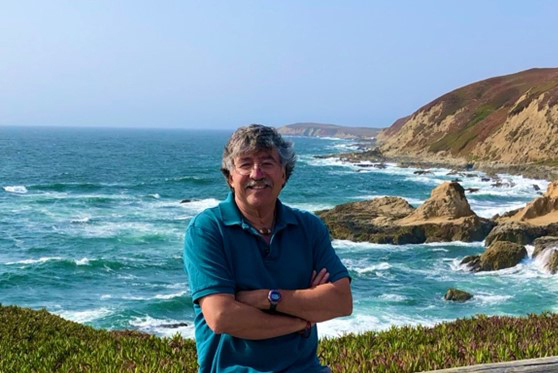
left=235, top=149, right=279, bottom=161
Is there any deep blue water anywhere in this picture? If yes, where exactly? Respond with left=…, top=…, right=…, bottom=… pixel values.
left=1, top=126, right=555, bottom=338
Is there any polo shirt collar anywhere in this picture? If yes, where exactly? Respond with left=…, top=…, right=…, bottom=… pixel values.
left=219, top=192, right=297, bottom=229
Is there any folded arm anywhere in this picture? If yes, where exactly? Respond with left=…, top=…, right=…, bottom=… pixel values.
left=236, top=275, right=352, bottom=323
left=199, top=294, right=307, bottom=340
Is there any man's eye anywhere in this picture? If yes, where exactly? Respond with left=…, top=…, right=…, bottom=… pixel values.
left=238, top=163, right=252, bottom=169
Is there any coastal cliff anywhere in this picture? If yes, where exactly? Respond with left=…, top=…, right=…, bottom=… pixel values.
left=377, top=68, right=558, bottom=165
left=277, top=122, right=382, bottom=139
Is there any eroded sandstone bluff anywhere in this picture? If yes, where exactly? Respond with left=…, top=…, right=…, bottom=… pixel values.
left=377, top=68, right=558, bottom=165
left=317, top=182, right=494, bottom=244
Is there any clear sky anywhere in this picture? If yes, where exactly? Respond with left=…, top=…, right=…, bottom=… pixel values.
left=1, top=1, right=557, bottom=129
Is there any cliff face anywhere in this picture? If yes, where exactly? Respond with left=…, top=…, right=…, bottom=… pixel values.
left=378, top=68, right=558, bottom=164
left=277, top=122, right=381, bottom=139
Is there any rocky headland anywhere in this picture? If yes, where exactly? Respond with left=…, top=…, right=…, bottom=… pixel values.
left=377, top=68, right=558, bottom=165
left=314, top=68, right=558, bottom=181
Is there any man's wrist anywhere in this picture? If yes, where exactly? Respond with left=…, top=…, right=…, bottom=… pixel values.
left=267, top=289, right=282, bottom=312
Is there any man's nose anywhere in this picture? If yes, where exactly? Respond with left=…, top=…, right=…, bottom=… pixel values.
left=250, top=164, right=265, bottom=178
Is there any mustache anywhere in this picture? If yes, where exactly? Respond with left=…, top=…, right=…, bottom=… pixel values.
left=246, top=179, right=273, bottom=188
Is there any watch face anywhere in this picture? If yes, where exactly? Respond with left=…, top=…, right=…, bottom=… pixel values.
left=269, top=290, right=281, bottom=304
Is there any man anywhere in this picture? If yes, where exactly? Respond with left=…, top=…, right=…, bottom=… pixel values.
left=183, top=124, right=352, bottom=372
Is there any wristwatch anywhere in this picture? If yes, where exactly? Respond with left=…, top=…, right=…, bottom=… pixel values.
left=267, top=289, right=281, bottom=312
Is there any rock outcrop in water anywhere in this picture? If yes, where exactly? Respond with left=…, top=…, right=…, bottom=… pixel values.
left=461, top=241, right=527, bottom=272
left=317, top=182, right=494, bottom=244
left=485, top=181, right=558, bottom=245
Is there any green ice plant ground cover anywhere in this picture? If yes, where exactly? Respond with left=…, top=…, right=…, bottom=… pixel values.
left=3, top=304, right=558, bottom=373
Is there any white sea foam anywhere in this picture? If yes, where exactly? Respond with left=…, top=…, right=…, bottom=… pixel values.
left=3, top=185, right=28, bottom=194
left=100, top=294, right=112, bottom=300
left=154, top=290, right=188, bottom=300
left=75, top=257, right=90, bottom=266
left=332, top=239, right=410, bottom=252
left=71, top=216, right=91, bottom=224
left=288, top=202, right=335, bottom=212
left=57, top=307, right=113, bottom=323
left=346, top=261, right=391, bottom=274
left=148, top=193, right=161, bottom=199
left=532, top=246, right=558, bottom=273
left=318, top=312, right=447, bottom=339
left=179, top=198, right=220, bottom=214
left=474, top=294, right=513, bottom=305
left=379, top=294, right=407, bottom=302
left=164, top=282, right=188, bottom=290
left=130, top=316, right=196, bottom=339
left=5, top=256, right=63, bottom=265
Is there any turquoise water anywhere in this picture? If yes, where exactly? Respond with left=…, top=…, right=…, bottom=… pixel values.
left=1, top=126, right=556, bottom=338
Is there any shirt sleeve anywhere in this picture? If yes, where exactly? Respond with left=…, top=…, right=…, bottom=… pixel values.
left=312, top=216, right=351, bottom=283
left=183, top=220, right=235, bottom=304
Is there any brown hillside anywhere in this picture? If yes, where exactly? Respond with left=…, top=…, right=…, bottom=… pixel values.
left=378, top=68, right=558, bottom=164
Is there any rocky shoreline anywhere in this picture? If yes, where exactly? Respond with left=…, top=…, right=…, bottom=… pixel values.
left=317, top=147, right=558, bottom=181
left=318, top=180, right=558, bottom=300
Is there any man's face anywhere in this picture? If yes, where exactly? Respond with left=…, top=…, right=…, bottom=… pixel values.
left=228, top=148, right=286, bottom=212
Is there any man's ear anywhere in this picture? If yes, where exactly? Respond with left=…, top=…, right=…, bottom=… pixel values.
left=228, top=174, right=234, bottom=191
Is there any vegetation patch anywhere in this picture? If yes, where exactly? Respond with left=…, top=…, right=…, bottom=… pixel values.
left=4, top=305, right=558, bottom=372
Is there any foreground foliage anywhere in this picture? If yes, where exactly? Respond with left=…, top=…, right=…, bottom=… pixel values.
left=2, top=305, right=558, bottom=372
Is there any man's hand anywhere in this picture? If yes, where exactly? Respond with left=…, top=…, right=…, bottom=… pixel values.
left=235, top=268, right=331, bottom=310
left=310, top=268, right=329, bottom=288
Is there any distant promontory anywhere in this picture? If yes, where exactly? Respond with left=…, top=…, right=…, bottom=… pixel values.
left=277, top=122, right=382, bottom=139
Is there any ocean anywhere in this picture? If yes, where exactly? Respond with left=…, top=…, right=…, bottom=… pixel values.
left=1, top=126, right=556, bottom=339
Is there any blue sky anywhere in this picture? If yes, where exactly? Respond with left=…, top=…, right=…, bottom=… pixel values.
left=1, top=1, right=557, bottom=129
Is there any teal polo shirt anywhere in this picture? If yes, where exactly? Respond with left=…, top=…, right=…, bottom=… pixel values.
left=183, top=193, right=350, bottom=373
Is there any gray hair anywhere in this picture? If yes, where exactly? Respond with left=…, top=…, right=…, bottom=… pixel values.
left=221, top=124, right=296, bottom=185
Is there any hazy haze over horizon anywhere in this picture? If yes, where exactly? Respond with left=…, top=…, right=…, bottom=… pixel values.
left=1, top=1, right=557, bottom=130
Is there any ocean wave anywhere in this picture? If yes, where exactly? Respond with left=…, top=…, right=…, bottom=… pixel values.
left=166, top=175, right=214, bottom=185
left=129, top=315, right=196, bottom=338
left=318, top=312, right=447, bottom=339
left=3, top=185, right=28, bottom=194
left=178, top=198, right=220, bottom=213
left=288, top=202, right=335, bottom=212
left=28, top=182, right=104, bottom=193
left=379, top=293, right=408, bottom=302
left=5, top=256, right=64, bottom=265
left=154, top=290, right=188, bottom=300
left=343, top=259, right=391, bottom=274
left=71, top=216, right=91, bottom=224
left=56, top=307, right=113, bottom=323
left=474, top=293, right=513, bottom=305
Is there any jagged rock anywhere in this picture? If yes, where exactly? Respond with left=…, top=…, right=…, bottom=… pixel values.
left=481, top=178, right=491, bottom=182
left=317, top=197, right=422, bottom=244
left=533, top=184, right=541, bottom=191
left=444, top=288, right=473, bottom=302
left=532, top=236, right=558, bottom=258
left=508, top=181, right=558, bottom=223
left=484, top=222, right=547, bottom=246
left=479, top=241, right=527, bottom=271
left=547, top=252, right=558, bottom=274
left=159, top=322, right=189, bottom=328
left=180, top=199, right=192, bottom=204
left=460, top=255, right=481, bottom=271
left=400, top=182, right=474, bottom=221
left=466, top=188, right=479, bottom=193
left=414, top=170, right=432, bottom=175
left=318, top=182, right=494, bottom=244
left=488, top=182, right=558, bottom=245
